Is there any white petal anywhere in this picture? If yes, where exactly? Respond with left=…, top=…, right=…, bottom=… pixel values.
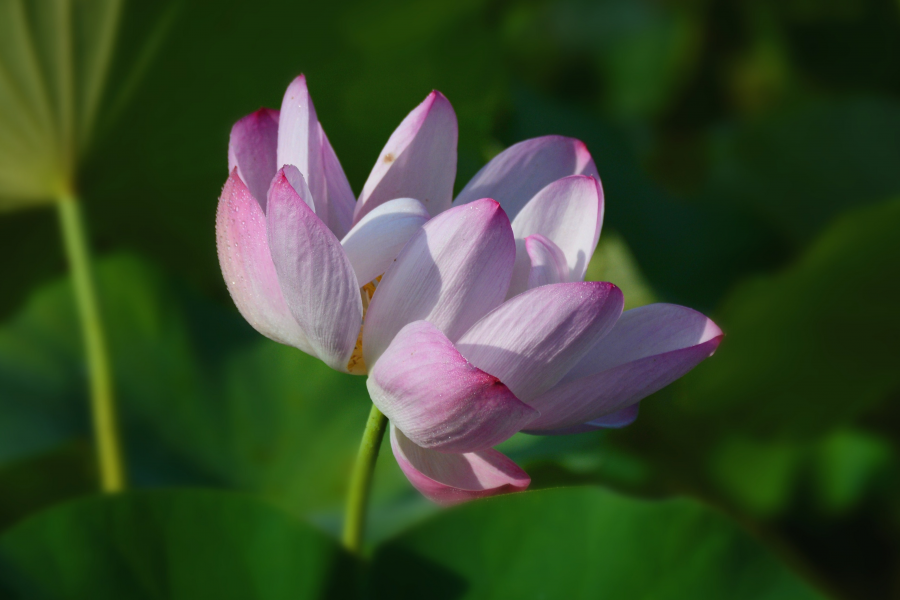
left=362, top=199, right=515, bottom=366
left=354, top=91, right=457, bottom=222
left=367, top=321, right=536, bottom=452
left=215, top=171, right=313, bottom=354
left=456, top=282, right=624, bottom=402
left=227, top=108, right=279, bottom=210
left=391, top=424, right=530, bottom=505
left=507, top=234, right=571, bottom=298
left=319, top=123, right=356, bottom=238
left=510, top=175, right=603, bottom=283
left=455, top=135, right=598, bottom=221
left=340, top=197, right=429, bottom=286
left=525, top=304, right=723, bottom=430
left=266, top=169, right=363, bottom=372
left=277, top=75, right=325, bottom=216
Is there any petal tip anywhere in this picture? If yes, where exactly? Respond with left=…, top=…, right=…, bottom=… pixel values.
left=452, top=197, right=510, bottom=228
left=253, top=107, right=279, bottom=119
left=705, top=330, right=725, bottom=356
left=704, top=318, right=724, bottom=341
left=221, top=168, right=248, bottom=201
left=271, top=167, right=289, bottom=188
left=267, top=165, right=314, bottom=215
left=419, top=90, right=456, bottom=128
left=218, top=170, right=241, bottom=209
left=566, top=173, right=600, bottom=185
left=427, top=89, right=450, bottom=104
left=283, top=74, right=312, bottom=102
left=468, top=196, right=507, bottom=218
left=581, top=280, right=621, bottom=297
left=391, top=426, right=531, bottom=506
left=574, top=137, right=592, bottom=160
left=600, top=280, right=623, bottom=299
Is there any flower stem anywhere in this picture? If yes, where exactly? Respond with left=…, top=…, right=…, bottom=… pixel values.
left=56, top=195, right=126, bottom=493
left=342, top=404, right=388, bottom=554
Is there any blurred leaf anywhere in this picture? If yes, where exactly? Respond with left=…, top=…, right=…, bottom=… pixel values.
left=371, top=487, right=826, bottom=600
left=710, top=438, right=805, bottom=517
left=0, top=0, right=123, bottom=205
left=600, top=4, right=701, bottom=119
left=503, top=430, right=658, bottom=496
left=573, top=198, right=900, bottom=599
left=500, top=0, right=702, bottom=120
left=0, top=207, right=64, bottom=322
left=0, top=442, right=94, bottom=533
left=0, top=490, right=357, bottom=599
left=0, top=254, right=410, bottom=523
left=679, top=197, right=900, bottom=436
left=0, top=0, right=177, bottom=323
left=706, top=97, right=900, bottom=244
left=775, top=0, right=900, bottom=93
left=812, top=430, right=892, bottom=515
left=726, top=3, right=795, bottom=114
left=598, top=197, right=900, bottom=525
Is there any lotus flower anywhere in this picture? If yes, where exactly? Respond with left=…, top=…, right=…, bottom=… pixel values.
left=217, top=74, right=438, bottom=373
left=216, top=75, right=722, bottom=505
left=365, top=206, right=721, bottom=503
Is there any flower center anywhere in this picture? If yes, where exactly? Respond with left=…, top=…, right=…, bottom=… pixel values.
left=346, top=277, right=380, bottom=374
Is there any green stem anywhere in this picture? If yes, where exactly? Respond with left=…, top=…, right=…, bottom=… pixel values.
left=342, top=404, right=388, bottom=554
left=56, top=195, right=125, bottom=493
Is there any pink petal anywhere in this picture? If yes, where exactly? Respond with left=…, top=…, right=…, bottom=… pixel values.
left=281, top=164, right=316, bottom=212
left=567, top=304, right=724, bottom=379
left=354, top=91, right=457, bottom=223
left=526, top=403, right=640, bottom=435
left=362, top=199, right=515, bottom=366
left=228, top=108, right=280, bottom=210
left=455, top=135, right=599, bottom=221
left=266, top=168, right=363, bottom=372
left=216, top=170, right=313, bottom=354
left=586, top=403, right=640, bottom=428
left=319, top=123, right=356, bottom=238
left=508, top=232, right=573, bottom=299
left=525, top=234, right=569, bottom=288
left=277, top=75, right=326, bottom=218
left=368, top=321, right=537, bottom=452
left=525, top=304, right=723, bottom=431
left=391, top=424, right=530, bottom=506
left=510, top=175, right=604, bottom=285
left=456, top=282, right=624, bottom=403
left=340, top=197, right=429, bottom=287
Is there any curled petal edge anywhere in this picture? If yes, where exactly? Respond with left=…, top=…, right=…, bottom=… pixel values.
left=524, top=403, right=641, bottom=436
left=391, top=424, right=530, bottom=506
left=367, top=320, right=537, bottom=453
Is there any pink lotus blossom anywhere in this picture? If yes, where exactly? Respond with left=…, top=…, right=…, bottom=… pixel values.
left=217, top=75, right=722, bottom=505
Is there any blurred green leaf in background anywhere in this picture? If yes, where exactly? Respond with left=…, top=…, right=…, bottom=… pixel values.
left=0, top=490, right=358, bottom=599
left=0, top=0, right=119, bottom=205
left=2, top=0, right=900, bottom=598
left=373, top=488, right=826, bottom=600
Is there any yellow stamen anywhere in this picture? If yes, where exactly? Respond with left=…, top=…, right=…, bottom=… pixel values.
left=346, top=277, right=380, bottom=374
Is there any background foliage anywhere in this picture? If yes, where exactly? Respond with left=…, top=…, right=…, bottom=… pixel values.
left=1, top=0, right=898, bottom=598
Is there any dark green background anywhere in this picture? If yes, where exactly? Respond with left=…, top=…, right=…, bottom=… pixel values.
left=1, top=0, right=898, bottom=598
